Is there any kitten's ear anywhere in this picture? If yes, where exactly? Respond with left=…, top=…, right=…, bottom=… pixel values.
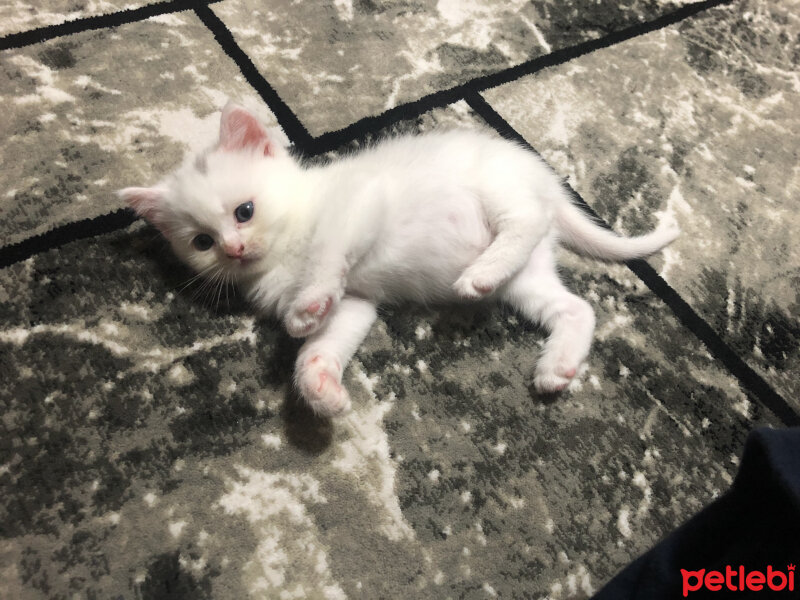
left=219, top=101, right=274, bottom=156
left=117, top=187, right=166, bottom=225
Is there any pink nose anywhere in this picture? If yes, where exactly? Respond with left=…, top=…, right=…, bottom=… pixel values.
left=224, top=242, right=244, bottom=258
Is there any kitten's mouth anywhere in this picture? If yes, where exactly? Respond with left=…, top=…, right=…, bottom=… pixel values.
left=235, top=255, right=261, bottom=267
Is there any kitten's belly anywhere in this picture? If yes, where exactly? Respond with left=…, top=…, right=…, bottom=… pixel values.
left=347, top=194, right=492, bottom=303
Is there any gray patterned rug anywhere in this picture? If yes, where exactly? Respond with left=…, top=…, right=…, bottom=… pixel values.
left=1, top=1, right=798, bottom=598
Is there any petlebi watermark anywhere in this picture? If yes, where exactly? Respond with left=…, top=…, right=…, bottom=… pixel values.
left=681, top=564, right=795, bottom=596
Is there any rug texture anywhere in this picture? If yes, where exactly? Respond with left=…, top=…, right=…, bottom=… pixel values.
left=1, top=1, right=798, bottom=598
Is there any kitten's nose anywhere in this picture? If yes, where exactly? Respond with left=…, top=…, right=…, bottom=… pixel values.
left=224, top=242, right=244, bottom=259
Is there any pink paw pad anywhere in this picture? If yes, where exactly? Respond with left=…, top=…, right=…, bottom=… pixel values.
left=306, top=297, right=332, bottom=317
left=316, top=372, right=328, bottom=393
left=560, top=367, right=577, bottom=379
left=473, top=281, right=494, bottom=294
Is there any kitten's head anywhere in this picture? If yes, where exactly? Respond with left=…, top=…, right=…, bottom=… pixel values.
left=119, top=101, right=295, bottom=280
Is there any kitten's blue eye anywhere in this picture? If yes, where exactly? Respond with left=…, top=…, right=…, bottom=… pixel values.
left=235, top=201, right=254, bottom=223
left=193, top=234, right=214, bottom=251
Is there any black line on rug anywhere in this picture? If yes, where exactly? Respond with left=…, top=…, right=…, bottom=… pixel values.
left=0, top=0, right=223, bottom=51
left=465, top=91, right=800, bottom=427
left=0, top=209, right=138, bottom=269
left=194, top=4, right=315, bottom=151
left=307, top=0, right=733, bottom=155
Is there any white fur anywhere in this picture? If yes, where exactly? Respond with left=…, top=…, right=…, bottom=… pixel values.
left=120, top=102, right=679, bottom=417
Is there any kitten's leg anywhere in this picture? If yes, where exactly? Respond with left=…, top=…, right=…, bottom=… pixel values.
left=285, top=255, right=348, bottom=338
left=501, top=238, right=596, bottom=393
left=454, top=204, right=551, bottom=300
left=294, top=295, right=377, bottom=417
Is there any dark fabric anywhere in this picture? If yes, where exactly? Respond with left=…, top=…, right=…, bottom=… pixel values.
left=595, top=427, right=800, bottom=599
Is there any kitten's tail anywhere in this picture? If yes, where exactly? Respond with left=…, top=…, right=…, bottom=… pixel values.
left=554, top=197, right=680, bottom=261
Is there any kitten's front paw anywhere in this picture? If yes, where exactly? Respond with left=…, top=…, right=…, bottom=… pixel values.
left=285, top=296, right=333, bottom=338
left=296, top=355, right=351, bottom=417
left=453, top=271, right=498, bottom=300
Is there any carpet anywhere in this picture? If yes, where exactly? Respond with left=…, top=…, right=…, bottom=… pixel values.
left=1, top=0, right=798, bottom=598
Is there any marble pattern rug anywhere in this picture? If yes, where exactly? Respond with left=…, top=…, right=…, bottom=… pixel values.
left=1, top=0, right=797, bottom=598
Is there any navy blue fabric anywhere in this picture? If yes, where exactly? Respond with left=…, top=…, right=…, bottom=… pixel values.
left=594, top=427, right=800, bottom=599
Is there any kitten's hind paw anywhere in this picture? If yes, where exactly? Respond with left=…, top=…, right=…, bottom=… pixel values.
left=285, top=296, right=333, bottom=338
left=296, top=355, right=351, bottom=417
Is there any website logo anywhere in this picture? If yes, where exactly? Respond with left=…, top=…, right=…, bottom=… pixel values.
left=681, top=565, right=795, bottom=596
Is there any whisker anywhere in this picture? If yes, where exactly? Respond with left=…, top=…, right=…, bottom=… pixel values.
left=144, top=231, right=166, bottom=246
left=189, top=273, right=211, bottom=299
left=179, top=263, right=239, bottom=313
left=224, top=272, right=231, bottom=308
left=221, top=271, right=232, bottom=310
left=206, top=270, right=223, bottom=308
left=177, top=275, right=204, bottom=295
left=212, top=268, right=226, bottom=311
left=191, top=267, right=221, bottom=304
left=177, top=265, right=216, bottom=295
left=213, top=273, right=222, bottom=311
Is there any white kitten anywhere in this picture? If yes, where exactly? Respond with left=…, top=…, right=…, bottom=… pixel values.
left=119, top=102, right=679, bottom=417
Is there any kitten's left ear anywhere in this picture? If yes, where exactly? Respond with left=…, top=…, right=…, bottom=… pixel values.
left=117, top=187, right=165, bottom=224
left=219, top=101, right=274, bottom=156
